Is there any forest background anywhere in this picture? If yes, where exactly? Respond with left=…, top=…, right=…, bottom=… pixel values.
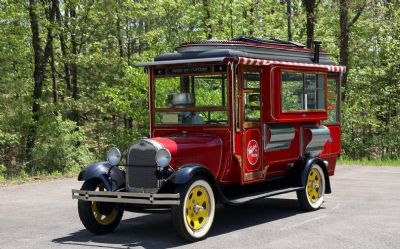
left=1, top=0, right=399, bottom=180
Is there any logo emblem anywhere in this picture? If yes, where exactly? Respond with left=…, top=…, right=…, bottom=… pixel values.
left=247, top=140, right=259, bottom=165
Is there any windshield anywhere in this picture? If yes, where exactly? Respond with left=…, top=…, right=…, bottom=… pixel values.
left=154, top=70, right=228, bottom=125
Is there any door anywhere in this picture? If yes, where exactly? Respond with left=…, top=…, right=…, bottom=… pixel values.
left=239, top=66, right=263, bottom=183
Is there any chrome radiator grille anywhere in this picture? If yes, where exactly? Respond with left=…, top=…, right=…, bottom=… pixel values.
left=126, top=140, right=159, bottom=192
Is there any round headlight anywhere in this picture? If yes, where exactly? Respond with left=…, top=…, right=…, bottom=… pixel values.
left=155, top=148, right=171, bottom=168
left=107, top=147, right=121, bottom=166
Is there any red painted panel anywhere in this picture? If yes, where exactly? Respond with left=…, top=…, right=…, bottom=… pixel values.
left=320, top=124, right=341, bottom=175
left=152, top=133, right=224, bottom=178
left=153, top=128, right=239, bottom=183
left=264, top=124, right=302, bottom=177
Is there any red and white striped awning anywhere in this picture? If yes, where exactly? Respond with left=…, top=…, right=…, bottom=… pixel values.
left=238, top=57, right=346, bottom=73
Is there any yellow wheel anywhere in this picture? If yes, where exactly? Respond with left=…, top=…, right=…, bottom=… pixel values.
left=172, top=177, right=215, bottom=242
left=297, top=164, right=326, bottom=211
left=78, top=180, right=123, bottom=234
left=91, top=184, right=120, bottom=225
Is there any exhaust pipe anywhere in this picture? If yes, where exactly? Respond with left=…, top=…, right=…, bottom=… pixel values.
left=313, top=40, right=322, bottom=63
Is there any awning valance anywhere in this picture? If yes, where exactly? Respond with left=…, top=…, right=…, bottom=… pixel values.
left=238, top=57, right=346, bottom=73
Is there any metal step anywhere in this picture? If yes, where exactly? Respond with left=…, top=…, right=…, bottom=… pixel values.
left=226, top=187, right=304, bottom=205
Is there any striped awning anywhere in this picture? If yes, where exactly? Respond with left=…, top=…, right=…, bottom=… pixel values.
left=238, top=57, right=346, bottom=73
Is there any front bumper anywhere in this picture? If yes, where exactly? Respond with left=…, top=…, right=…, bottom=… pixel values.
left=72, top=189, right=180, bottom=205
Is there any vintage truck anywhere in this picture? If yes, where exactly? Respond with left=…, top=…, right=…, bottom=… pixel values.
left=72, top=36, right=345, bottom=241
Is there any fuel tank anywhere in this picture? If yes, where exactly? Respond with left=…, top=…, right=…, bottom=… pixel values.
left=152, top=133, right=223, bottom=177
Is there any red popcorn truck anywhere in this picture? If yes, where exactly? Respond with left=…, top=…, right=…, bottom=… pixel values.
left=72, top=36, right=345, bottom=241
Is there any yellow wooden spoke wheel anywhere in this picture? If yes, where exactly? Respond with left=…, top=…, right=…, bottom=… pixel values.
left=78, top=180, right=124, bottom=234
left=172, top=177, right=215, bottom=242
left=91, top=183, right=120, bottom=226
left=297, top=164, right=326, bottom=211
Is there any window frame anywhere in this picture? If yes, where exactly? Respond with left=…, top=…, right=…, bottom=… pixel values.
left=280, top=70, right=327, bottom=114
left=323, top=75, right=341, bottom=124
left=152, top=64, right=230, bottom=127
left=243, top=71, right=261, bottom=122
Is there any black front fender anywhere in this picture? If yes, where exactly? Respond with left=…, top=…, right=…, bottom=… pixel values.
left=78, top=162, right=125, bottom=191
left=300, top=157, right=332, bottom=194
left=168, top=164, right=215, bottom=185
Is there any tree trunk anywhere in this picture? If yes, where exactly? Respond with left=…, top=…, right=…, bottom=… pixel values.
left=230, top=1, right=234, bottom=38
left=202, top=0, right=213, bottom=39
left=287, top=0, right=292, bottom=41
left=54, top=0, right=72, bottom=96
left=248, top=0, right=259, bottom=36
left=339, top=0, right=349, bottom=102
left=116, top=2, right=124, bottom=58
left=50, top=40, right=58, bottom=106
left=339, top=1, right=365, bottom=102
left=26, top=0, right=55, bottom=167
left=304, top=0, right=316, bottom=48
left=69, top=6, right=80, bottom=125
left=126, top=18, right=132, bottom=65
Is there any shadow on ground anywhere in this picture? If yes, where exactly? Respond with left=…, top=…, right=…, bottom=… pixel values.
left=53, top=198, right=303, bottom=249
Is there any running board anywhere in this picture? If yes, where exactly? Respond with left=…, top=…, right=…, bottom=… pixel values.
left=223, top=187, right=304, bottom=205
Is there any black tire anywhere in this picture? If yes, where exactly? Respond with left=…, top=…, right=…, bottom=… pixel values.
left=297, top=164, right=326, bottom=211
left=171, top=176, right=216, bottom=242
left=78, top=179, right=123, bottom=234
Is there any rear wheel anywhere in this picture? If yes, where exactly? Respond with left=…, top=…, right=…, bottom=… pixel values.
left=78, top=180, right=123, bottom=234
left=297, top=164, right=326, bottom=211
left=171, top=177, right=216, bottom=242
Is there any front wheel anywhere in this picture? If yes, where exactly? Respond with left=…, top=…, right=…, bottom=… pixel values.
left=297, top=163, right=326, bottom=211
left=78, top=179, right=124, bottom=234
left=171, top=177, right=216, bottom=242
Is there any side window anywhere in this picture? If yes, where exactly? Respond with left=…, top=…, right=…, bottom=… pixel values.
left=281, top=72, right=303, bottom=110
left=281, top=71, right=326, bottom=112
left=243, top=72, right=261, bottom=121
left=326, top=78, right=340, bottom=122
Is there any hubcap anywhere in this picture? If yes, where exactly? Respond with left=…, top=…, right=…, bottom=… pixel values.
left=185, top=186, right=210, bottom=231
left=306, top=168, right=321, bottom=204
left=92, top=183, right=118, bottom=225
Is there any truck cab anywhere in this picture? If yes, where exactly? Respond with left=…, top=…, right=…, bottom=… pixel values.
left=72, top=37, right=345, bottom=242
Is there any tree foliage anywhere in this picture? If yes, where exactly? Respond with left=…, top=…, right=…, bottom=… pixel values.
left=0, top=0, right=399, bottom=178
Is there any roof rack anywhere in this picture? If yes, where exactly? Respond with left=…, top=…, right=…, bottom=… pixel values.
left=231, top=36, right=305, bottom=48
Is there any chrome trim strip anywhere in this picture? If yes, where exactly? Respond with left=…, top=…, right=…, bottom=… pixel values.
left=136, top=57, right=227, bottom=67
left=143, top=138, right=164, bottom=150
left=72, top=189, right=180, bottom=205
left=264, top=123, right=295, bottom=151
left=305, top=125, right=330, bottom=156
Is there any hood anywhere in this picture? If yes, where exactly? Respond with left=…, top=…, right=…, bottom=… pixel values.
left=152, top=133, right=223, bottom=176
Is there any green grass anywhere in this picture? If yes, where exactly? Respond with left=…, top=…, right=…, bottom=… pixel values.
left=0, top=166, right=82, bottom=187
left=337, top=157, right=400, bottom=167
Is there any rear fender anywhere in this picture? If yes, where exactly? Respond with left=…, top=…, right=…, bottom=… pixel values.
left=78, top=162, right=125, bottom=191
left=300, top=157, right=332, bottom=194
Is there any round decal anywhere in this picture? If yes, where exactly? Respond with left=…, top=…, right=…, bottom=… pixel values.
left=247, top=140, right=259, bottom=165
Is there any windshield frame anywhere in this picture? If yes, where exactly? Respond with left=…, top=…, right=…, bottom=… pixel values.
left=151, top=64, right=232, bottom=127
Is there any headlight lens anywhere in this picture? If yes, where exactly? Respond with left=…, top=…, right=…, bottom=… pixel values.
left=107, top=147, right=121, bottom=166
left=155, top=148, right=171, bottom=168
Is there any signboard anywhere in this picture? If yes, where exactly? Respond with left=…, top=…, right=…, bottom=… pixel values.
left=154, top=65, right=226, bottom=76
